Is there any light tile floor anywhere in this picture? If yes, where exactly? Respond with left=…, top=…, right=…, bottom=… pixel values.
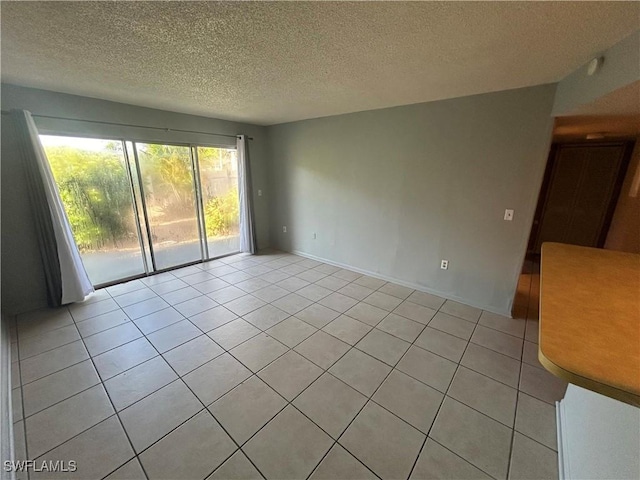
left=9, top=252, right=562, bottom=480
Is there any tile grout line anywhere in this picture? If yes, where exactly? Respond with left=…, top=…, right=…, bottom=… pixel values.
left=100, top=298, right=271, bottom=480
left=305, top=307, right=437, bottom=480
left=22, top=278, right=443, bottom=400
left=243, top=338, right=391, bottom=479
left=20, top=269, right=447, bottom=427
left=15, top=251, right=542, bottom=480
left=187, top=295, right=400, bottom=477
left=405, top=302, right=501, bottom=480
left=40, top=317, right=150, bottom=480
left=18, top=344, right=89, bottom=387
left=23, top=311, right=238, bottom=478
left=507, top=258, right=539, bottom=479
left=14, top=321, right=32, bottom=480
left=40, top=262, right=332, bottom=454
left=16, top=259, right=472, bottom=363
left=438, top=265, right=542, bottom=479
left=138, top=377, right=264, bottom=478
left=216, top=253, right=547, bottom=476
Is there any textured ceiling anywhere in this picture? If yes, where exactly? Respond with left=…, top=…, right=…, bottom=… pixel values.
left=1, top=1, right=639, bottom=125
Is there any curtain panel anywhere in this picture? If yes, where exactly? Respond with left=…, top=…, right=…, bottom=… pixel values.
left=11, top=110, right=93, bottom=306
left=237, top=134, right=258, bottom=254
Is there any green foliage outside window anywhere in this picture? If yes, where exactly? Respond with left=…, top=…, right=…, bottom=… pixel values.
left=138, top=143, right=194, bottom=214
left=46, top=146, right=133, bottom=251
left=45, top=143, right=240, bottom=252
left=204, top=188, right=239, bottom=237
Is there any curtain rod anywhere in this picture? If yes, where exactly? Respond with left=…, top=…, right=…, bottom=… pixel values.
left=0, top=110, right=253, bottom=140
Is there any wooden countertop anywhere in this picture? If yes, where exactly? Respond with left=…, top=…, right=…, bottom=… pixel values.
left=540, top=243, right=640, bottom=407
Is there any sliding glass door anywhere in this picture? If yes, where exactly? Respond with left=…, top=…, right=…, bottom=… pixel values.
left=41, top=136, right=147, bottom=285
left=196, top=146, right=240, bottom=258
left=41, top=135, right=241, bottom=286
left=134, top=143, right=203, bottom=270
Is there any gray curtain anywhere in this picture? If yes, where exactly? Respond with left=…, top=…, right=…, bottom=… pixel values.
left=10, top=110, right=94, bottom=306
left=237, top=135, right=258, bottom=254
left=12, top=110, right=63, bottom=306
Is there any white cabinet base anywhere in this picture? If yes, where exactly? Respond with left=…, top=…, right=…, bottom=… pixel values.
left=557, top=384, right=639, bottom=480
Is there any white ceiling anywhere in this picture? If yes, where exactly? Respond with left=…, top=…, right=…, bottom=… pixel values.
left=1, top=1, right=639, bottom=126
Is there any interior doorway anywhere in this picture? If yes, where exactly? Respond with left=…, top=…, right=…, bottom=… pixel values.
left=515, top=113, right=639, bottom=317
left=527, top=141, right=634, bottom=256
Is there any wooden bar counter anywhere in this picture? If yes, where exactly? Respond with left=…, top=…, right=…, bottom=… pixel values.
left=539, top=242, right=640, bottom=407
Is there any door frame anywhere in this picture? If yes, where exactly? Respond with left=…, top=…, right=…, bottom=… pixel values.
left=528, top=140, right=635, bottom=255
left=128, top=140, right=241, bottom=276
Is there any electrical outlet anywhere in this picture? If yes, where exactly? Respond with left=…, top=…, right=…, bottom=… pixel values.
left=441, top=260, right=449, bottom=270
left=313, top=233, right=317, bottom=239
left=504, top=209, right=514, bottom=221
left=258, top=189, right=262, bottom=197
left=283, top=226, right=287, bottom=233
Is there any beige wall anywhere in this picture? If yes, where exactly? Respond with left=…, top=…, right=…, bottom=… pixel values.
left=605, top=139, right=640, bottom=253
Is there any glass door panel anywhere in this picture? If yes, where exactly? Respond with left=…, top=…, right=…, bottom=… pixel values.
left=196, top=146, right=240, bottom=258
left=125, top=141, right=154, bottom=272
left=41, top=135, right=146, bottom=285
left=134, top=143, right=203, bottom=270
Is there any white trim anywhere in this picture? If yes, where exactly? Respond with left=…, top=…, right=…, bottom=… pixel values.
left=556, top=400, right=567, bottom=480
left=1, top=316, right=16, bottom=480
left=290, top=249, right=512, bottom=317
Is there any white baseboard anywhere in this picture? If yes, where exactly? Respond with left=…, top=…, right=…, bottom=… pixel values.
left=1, top=315, right=16, bottom=480
left=289, top=249, right=511, bottom=317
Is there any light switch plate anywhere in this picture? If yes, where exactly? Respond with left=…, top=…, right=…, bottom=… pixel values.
left=504, top=209, right=514, bottom=221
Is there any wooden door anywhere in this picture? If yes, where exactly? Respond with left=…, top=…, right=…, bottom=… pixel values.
left=533, top=142, right=632, bottom=253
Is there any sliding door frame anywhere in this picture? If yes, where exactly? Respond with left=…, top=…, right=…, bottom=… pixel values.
left=121, top=140, right=150, bottom=274
left=40, top=131, right=241, bottom=289
left=130, top=141, right=158, bottom=272
left=191, top=146, right=210, bottom=260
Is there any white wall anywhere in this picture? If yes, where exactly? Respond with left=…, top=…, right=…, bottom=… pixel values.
left=1, top=84, right=269, bottom=314
left=267, top=85, right=556, bottom=315
left=558, top=384, right=640, bottom=479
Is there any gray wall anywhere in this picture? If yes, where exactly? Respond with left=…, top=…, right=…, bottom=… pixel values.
left=267, top=85, right=556, bottom=315
left=1, top=116, right=49, bottom=315
left=553, top=30, right=640, bottom=116
left=1, top=84, right=269, bottom=314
